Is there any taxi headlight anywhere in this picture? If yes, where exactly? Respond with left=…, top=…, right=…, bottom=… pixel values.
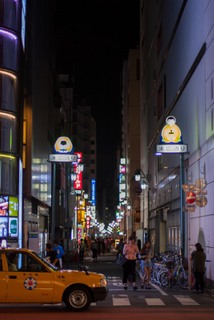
left=100, top=277, right=107, bottom=287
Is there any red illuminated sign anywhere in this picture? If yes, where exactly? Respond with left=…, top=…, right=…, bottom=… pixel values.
left=74, top=152, right=83, bottom=190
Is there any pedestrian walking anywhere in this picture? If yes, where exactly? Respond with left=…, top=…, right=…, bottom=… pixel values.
left=116, top=238, right=124, bottom=259
left=140, top=240, right=153, bottom=289
left=190, top=242, right=206, bottom=293
left=100, top=238, right=106, bottom=254
left=122, top=235, right=139, bottom=291
left=91, top=238, right=98, bottom=261
left=78, top=238, right=86, bottom=263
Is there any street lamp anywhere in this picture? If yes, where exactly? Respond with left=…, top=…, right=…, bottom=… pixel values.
left=134, top=169, right=150, bottom=190
left=121, top=197, right=133, bottom=241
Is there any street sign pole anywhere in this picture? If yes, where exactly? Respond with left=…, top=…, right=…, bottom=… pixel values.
left=50, top=162, right=56, bottom=243
left=48, top=136, right=77, bottom=245
left=156, top=116, right=188, bottom=258
left=180, top=153, right=185, bottom=257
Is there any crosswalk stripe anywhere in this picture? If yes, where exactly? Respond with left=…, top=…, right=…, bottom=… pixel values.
left=90, top=294, right=201, bottom=307
left=174, top=295, right=199, bottom=305
left=145, top=298, right=165, bottom=306
left=112, top=294, right=131, bottom=306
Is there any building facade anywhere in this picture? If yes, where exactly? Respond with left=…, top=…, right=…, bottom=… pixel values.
left=121, top=48, right=141, bottom=242
left=139, top=0, right=214, bottom=286
left=0, top=0, right=24, bottom=247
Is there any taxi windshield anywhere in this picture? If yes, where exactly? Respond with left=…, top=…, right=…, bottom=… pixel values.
left=32, top=250, right=59, bottom=271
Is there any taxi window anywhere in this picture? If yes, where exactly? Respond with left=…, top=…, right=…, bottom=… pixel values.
left=5, top=252, right=48, bottom=272
left=17, top=252, right=48, bottom=272
left=6, top=252, right=18, bottom=271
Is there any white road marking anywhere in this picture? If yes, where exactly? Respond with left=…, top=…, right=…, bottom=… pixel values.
left=145, top=298, right=165, bottom=306
left=174, top=295, right=199, bottom=305
left=148, top=282, right=168, bottom=296
left=112, top=294, right=131, bottom=306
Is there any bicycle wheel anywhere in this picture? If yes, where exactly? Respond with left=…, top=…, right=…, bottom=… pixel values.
left=159, top=270, right=171, bottom=287
left=177, top=270, right=195, bottom=289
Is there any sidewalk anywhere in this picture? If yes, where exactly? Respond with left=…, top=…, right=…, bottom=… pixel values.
left=63, top=250, right=117, bottom=269
left=84, top=251, right=117, bottom=262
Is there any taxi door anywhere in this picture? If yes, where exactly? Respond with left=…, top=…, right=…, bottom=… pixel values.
left=5, top=252, right=55, bottom=303
left=0, top=253, right=7, bottom=301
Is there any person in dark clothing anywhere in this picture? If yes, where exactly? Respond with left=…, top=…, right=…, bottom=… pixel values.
left=116, top=238, right=124, bottom=259
left=91, top=239, right=98, bottom=261
left=79, top=238, right=86, bottom=263
left=45, top=243, right=57, bottom=265
left=190, top=242, right=206, bottom=293
left=100, top=239, right=106, bottom=254
left=137, top=239, right=141, bottom=251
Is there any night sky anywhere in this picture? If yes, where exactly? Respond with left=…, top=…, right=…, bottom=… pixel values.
left=55, top=0, right=140, bottom=192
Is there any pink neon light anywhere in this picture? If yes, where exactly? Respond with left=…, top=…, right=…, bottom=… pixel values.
left=74, top=152, right=83, bottom=190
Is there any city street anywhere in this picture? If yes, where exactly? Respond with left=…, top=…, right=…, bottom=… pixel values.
left=1, top=252, right=214, bottom=319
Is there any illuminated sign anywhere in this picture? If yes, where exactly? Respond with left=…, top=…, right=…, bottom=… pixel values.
left=0, top=217, right=8, bottom=237
left=49, top=136, right=76, bottom=162
left=49, top=154, right=77, bottom=162
left=54, top=136, right=73, bottom=154
left=9, top=217, right=18, bottom=237
left=161, top=116, right=182, bottom=143
left=156, top=144, right=188, bottom=153
left=9, top=197, right=18, bottom=216
left=74, top=152, right=83, bottom=190
left=0, top=196, right=19, bottom=239
left=0, top=196, right=9, bottom=216
left=156, top=116, right=188, bottom=154
left=91, top=179, right=96, bottom=205
left=119, top=165, right=126, bottom=174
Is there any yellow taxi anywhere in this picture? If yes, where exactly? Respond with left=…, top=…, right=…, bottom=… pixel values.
left=0, top=246, right=108, bottom=311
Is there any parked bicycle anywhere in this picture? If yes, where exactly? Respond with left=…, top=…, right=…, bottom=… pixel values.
left=159, top=255, right=195, bottom=289
left=150, top=251, right=175, bottom=286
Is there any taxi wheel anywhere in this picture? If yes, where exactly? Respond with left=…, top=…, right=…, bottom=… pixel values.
left=64, top=285, right=92, bottom=311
